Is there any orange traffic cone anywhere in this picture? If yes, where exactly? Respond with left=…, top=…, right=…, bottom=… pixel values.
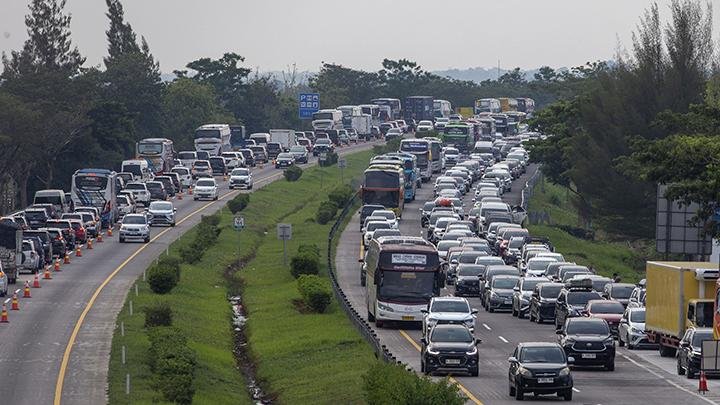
left=64, top=253, right=70, bottom=264
left=45, top=265, right=53, bottom=279
left=76, top=246, right=82, bottom=257
left=11, top=292, right=19, bottom=310
left=107, top=228, right=113, bottom=237
left=87, top=239, right=93, bottom=249
left=699, top=371, right=709, bottom=394
left=188, top=186, right=193, bottom=195
left=177, top=191, right=183, bottom=200
left=0, top=303, right=8, bottom=323
left=23, top=281, right=31, bottom=298
left=32, top=274, right=41, bottom=288
left=97, top=233, right=104, bottom=243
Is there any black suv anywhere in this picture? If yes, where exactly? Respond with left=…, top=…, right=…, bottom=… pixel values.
left=554, top=279, right=602, bottom=330
left=208, top=156, right=227, bottom=176
left=677, top=327, right=713, bottom=378
left=24, top=208, right=49, bottom=229
left=265, top=142, right=283, bottom=160
left=145, top=181, right=167, bottom=201
left=421, top=324, right=480, bottom=376
left=508, top=342, right=574, bottom=401
left=154, top=176, right=176, bottom=197
left=359, top=205, right=385, bottom=230
left=528, top=282, right=564, bottom=323
left=454, top=264, right=484, bottom=297
left=557, top=317, right=615, bottom=371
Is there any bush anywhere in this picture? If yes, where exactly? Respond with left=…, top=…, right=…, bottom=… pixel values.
left=157, top=255, right=182, bottom=280
left=144, top=301, right=173, bottom=327
left=328, top=184, right=355, bottom=208
left=297, top=243, right=320, bottom=258
left=147, top=327, right=197, bottom=404
left=362, top=363, right=464, bottom=405
left=319, top=151, right=338, bottom=167
left=147, top=264, right=179, bottom=294
left=227, top=193, right=250, bottom=214
left=316, top=200, right=338, bottom=224
left=297, top=274, right=332, bottom=313
left=290, top=252, right=320, bottom=278
left=200, top=214, right=221, bottom=227
left=284, top=165, right=303, bottom=181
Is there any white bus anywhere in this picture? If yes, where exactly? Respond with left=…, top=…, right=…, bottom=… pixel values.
left=194, top=124, right=231, bottom=156
left=136, top=138, right=174, bottom=175
left=71, top=168, right=118, bottom=228
left=371, top=98, right=402, bottom=120
left=433, top=100, right=452, bottom=119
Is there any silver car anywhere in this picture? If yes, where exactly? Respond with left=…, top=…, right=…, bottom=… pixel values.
left=618, top=307, right=652, bottom=349
left=119, top=214, right=151, bottom=243
left=147, top=201, right=176, bottom=227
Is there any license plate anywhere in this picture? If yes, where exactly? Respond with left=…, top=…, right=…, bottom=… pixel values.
left=504, top=299, right=512, bottom=304
left=581, top=353, right=596, bottom=359
left=402, top=316, right=414, bottom=321
left=538, top=378, right=553, bottom=384
left=445, top=359, right=460, bottom=365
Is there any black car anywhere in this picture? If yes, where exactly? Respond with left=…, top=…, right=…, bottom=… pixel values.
left=42, top=228, right=67, bottom=258
left=485, top=275, right=520, bottom=312
left=312, top=139, right=334, bottom=156
left=454, top=264, right=484, bottom=297
left=677, top=327, right=713, bottom=378
left=154, top=176, right=176, bottom=197
left=420, top=324, right=480, bottom=376
left=528, top=282, right=564, bottom=323
left=508, top=342, right=574, bottom=401
left=288, top=146, right=309, bottom=163
left=379, top=122, right=393, bottom=135
left=239, top=148, right=256, bottom=167
left=359, top=204, right=385, bottom=230
left=145, top=181, right=168, bottom=201
left=24, top=229, right=53, bottom=264
left=208, top=157, right=227, bottom=176
left=23, top=208, right=49, bottom=229
left=554, top=279, right=602, bottom=330
left=266, top=142, right=283, bottom=160
left=557, top=317, right=615, bottom=370
left=274, top=153, right=295, bottom=168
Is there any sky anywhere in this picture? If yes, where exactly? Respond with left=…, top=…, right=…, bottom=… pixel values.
left=1, top=0, right=718, bottom=74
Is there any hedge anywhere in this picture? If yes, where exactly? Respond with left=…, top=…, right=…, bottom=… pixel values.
left=147, top=264, right=179, bottom=294
left=157, top=255, right=182, bottom=280
left=319, top=151, right=338, bottom=167
left=297, top=274, right=332, bottom=313
left=144, top=301, right=173, bottom=327
left=227, top=193, right=250, bottom=214
left=284, top=166, right=303, bottom=181
left=147, top=327, right=197, bottom=404
left=179, top=214, right=221, bottom=264
left=316, top=200, right=338, bottom=224
left=290, top=252, right=320, bottom=278
left=362, top=362, right=464, bottom=405
left=328, top=184, right=355, bottom=208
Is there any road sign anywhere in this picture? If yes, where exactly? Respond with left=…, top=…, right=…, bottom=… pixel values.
left=233, top=215, right=245, bottom=231
left=299, top=93, right=320, bottom=119
left=277, top=223, right=292, bottom=240
left=338, top=158, right=347, bottom=168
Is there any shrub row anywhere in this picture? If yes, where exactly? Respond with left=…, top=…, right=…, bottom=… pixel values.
left=316, top=201, right=338, bottom=224
left=179, top=214, right=221, bottom=264
left=227, top=193, right=250, bottom=214
left=290, top=244, right=321, bottom=278
left=144, top=301, right=173, bottom=327
left=316, top=184, right=355, bottom=224
left=284, top=165, right=303, bottom=181
left=147, top=327, right=197, bottom=404
left=362, top=362, right=464, bottom=405
left=372, top=138, right=401, bottom=155
left=297, top=274, right=332, bottom=313
left=319, top=151, right=339, bottom=167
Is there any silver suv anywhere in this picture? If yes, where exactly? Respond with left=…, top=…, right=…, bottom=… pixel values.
left=119, top=214, right=150, bottom=243
left=421, top=296, right=477, bottom=337
left=147, top=201, right=176, bottom=227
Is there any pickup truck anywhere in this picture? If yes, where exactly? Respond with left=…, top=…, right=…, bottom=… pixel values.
left=0, top=220, right=23, bottom=284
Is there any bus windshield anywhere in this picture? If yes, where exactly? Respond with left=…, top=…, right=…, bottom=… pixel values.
left=195, top=129, right=221, bottom=139
left=444, top=126, right=469, bottom=135
left=75, top=175, right=108, bottom=190
left=312, top=112, right=334, bottom=120
left=123, top=164, right=141, bottom=176
left=138, top=142, right=163, bottom=154
left=362, top=190, right=400, bottom=207
left=378, top=271, right=435, bottom=304
left=364, top=171, right=399, bottom=188
left=230, top=134, right=245, bottom=147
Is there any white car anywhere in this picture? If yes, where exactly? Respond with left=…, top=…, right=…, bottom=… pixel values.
left=363, top=221, right=392, bottom=247
left=124, top=182, right=151, bottom=207
left=147, top=201, right=176, bottom=227
left=193, top=178, right=219, bottom=201
left=416, top=120, right=434, bottom=133
left=422, top=296, right=477, bottom=337
left=20, top=240, right=41, bottom=274
left=221, top=152, right=244, bottom=170
left=229, top=168, right=253, bottom=190
left=523, top=257, right=559, bottom=277
left=171, top=166, right=193, bottom=189
left=119, top=214, right=150, bottom=243
left=116, top=195, right=135, bottom=218
left=370, top=210, right=398, bottom=229
left=619, top=307, right=649, bottom=349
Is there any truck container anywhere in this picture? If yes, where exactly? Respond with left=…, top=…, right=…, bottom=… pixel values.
left=645, top=261, right=717, bottom=357
left=351, top=114, right=372, bottom=137
left=457, top=106, right=474, bottom=119
left=498, top=97, right=518, bottom=112
left=403, top=96, right=434, bottom=122
left=0, top=220, right=22, bottom=284
left=269, top=129, right=296, bottom=151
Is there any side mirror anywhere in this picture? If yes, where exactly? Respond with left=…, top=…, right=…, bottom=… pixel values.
left=680, top=341, right=690, bottom=348
left=420, top=338, right=427, bottom=345
left=475, top=338, right=482, bottom=345
left=556, top=329, right=564, bottom=335
left=173, top=208, right=177, bottom=212
left=421, top=309, right=428, bottom=314
left=513, top=286, right=520, bottom=292
left=508, top=356, right=518, bottom=363
left=567, top=356, right=575, bottom=365
left=451, top=259, right=458, bottom=265
left=471, top=309, right=478, bottom=315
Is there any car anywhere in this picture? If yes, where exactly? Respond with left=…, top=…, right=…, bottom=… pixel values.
left=312, top=138, right=334, bottom=156
left=45, top=219, right=76, bottom=249
left=337, top=130, right=350, bottom=145
left=346, top=128, right=359, bottom=143
left=363, top=221, right=392, bottom=247
left=220, top=152, right=243, bottom=170
left=124, top=182, right=151, bottom=207
left=618, top=307, right=652, bottom=349
left=555, top=279, right=603, bottom=329
left=191, top=160, right=213, bottom=178
left=485, top=275, right=520, bottom=312
left=65, top=218, right=88, bottom=244
left=379, top=122, right=393, bottom=135
left=42, top=227, right=68, bottom=258
left=676, top=327, right=713, bottom=379
left=249, top=145, right=268, bottom=163
left=558, top=316, right=616, bottom=371
left=584, top=299, right=625, bottom=337
left=274, top=152, right=295, bottom=168
left=602, top=283, right=636, bottom=307
left=528, top=282, right=564, bottom=323
left=147, top=201, right=176, bottom=227
left=422, top=297, right=477, bottom=337
left=370, top=210, right=398, bottom=229
left=416, top=120, right=434, bottom=133
left=154, top=176, right=176, bottom=197
left=116, top=172, right=134, bottom=187
left=145, top=181, right=168, bottom=201
left=20, top=239, right=42, bottom=274
left=193, top=178, right=219, bottom=201
left=23, top=208, right=50, bottom=230
left=239, top=148, right=256, bottom=167
left=266, top=142, right=283, bottom=160
left=116, top=195, right=134, bottom=218
left=209, top=156, right=228, bottom=176
left=28, top=203, right=59, bottom=220
left=453, top=264, right=484, bottom=297
left=165, top=172, right=183, bottom=193
left=524, top=257, right=559, bottom=277
left=118, top=213, right=150, bottom=243
left=627, top=286, right=646, bottom=309
left=24, top=229, right=53, bottom=264
left=420, top=324, right=480, bottom=376
left=508, top=342, right=574, bottom=401
left=171, top=166, right=193, bottom=189
left=384, top=128, right=402, bottom=141
left=288, top=145, right=309, bottom=163
left=229, top=168, right=253, bottom=190
left=360, top=204, right=386, bottom=230
left=512, top=277, right=546, bottom=319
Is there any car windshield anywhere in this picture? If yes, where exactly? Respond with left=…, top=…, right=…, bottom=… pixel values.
left=126, top=183, right=144, bottom=190
left=522, top=280, right=542, bottom=291
left=290, top=146, right=306, bottom=152
left=589, top=301, right=624, bottom=314
left=528, top=259, right=557, bottom=270
left=194, top=161, right=209, bottom=168
left=540, top=285, right=562, bottom=298
left=566, top=321, right=609, bottom=335
left=493, top=277, right=518, bottom=289
left=232, top=169, right=250, bottom=176
left=278, top=153, right=293, bottom=159
left=123, top=216, right=146, bottom=225
left=630, top=310, right=646, bottom=323
left=367, top=222, right=390, bottom=232
left=520, top=347, right=566, bottom=363
left=431, top=301, right=469, bottom=313
left=150, top=202, right=173, bottom=211
left=567, top=291, right=601, bottom=305
left=373, top=229, right=401, bottom=238
left=372, top=211, right=395, bottom=220
left=458, top=265, right=484, bottom=277
left=431, top=327, right=473, bottom=343
left=610, top=286, right=634, bottom=299
left=196, top=180, right=215, bottom=187
left=437, top=241, right=461, bottom=251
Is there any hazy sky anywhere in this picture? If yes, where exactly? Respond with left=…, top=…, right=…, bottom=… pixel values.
left=1, top=0, right=717, bottom=73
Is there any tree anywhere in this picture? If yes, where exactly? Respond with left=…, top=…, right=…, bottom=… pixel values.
left=534, top=66, right=558, bottom=82
left=498, top=67, right=526, bottom=86
left=185, top=52, right=251, bottom=111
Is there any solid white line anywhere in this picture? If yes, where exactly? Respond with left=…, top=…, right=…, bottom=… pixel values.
left=483, top=323, right=491, bottom=331
left=498, top=336, right=509, bottom=343
left=572, top=388, right=580, bottom=393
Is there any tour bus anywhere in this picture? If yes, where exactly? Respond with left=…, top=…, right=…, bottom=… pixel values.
left=424, top=137, right=443, bottom=174
left=477, top=117, right=497, bottom=140
left=475, top=98, right=501, bottom=114
left=363, top=237, right=442, bottom=327
left=71, top=168, right=118, bottom=228
left=499, top=97, right=519, bottom=112
left=361, top=165, right=405, bottom=217
left=230, top=125, right=247, bottom=151
left=194, top=124, right=231, bottom=156
left=121, top=159, right=153, bottom=181
left=473, top=141, right=494, bottom=155
left=491, top=113, right=509, bottom=135
left=311, top=109, right=343, bottom=131
left=136, top=138, right=174, bottom=175
left=516, top=98, right=535, bottom=116
left=400, top=139, right=432, bottom=182
left=433, top=99, right=452, bottom=119
left=371, top=98, right=402, bottom=120
left=442, top=123, right=474, bottom=153
left=359, top=104, right=381, bottom=125
left=374, top=154, right=418, bottom=202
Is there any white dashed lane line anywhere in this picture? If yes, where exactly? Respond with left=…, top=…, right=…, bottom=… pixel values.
left=482, top=323, right=491, bottom=331
left=498, top=336, right=509, bottom=343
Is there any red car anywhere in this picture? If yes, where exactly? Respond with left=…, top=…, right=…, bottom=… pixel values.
left=584, top=299, right=625, bottom=337
left=66, top=219, right=87, bottom=244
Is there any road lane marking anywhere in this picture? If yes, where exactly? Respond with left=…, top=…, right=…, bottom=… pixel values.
left=572, top=387, right=580, bottom=392
left=498, top=336, right=508, bottom=343
left=398, top=330, right=483, bottom=405
left=482, top=323, right=491, bottom=331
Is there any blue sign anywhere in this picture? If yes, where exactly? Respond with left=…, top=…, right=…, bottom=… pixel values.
left=299, top=93, right=320, bottom=119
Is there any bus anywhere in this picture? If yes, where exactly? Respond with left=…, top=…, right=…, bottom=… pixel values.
left=442, top=124, right=474, bottom=153
left=382, top=153, right=419, bottom=202
left=71, top=169, right=118, bottom=228
left=433, top=99, right=452, bottom=119
left=364, top=238, right=442, bottom=327
left=477, top=117, right=497, bottom=140
left=499, top=97, right=518, bottom=112
left=359, top=104, right=381, bottom=125
left=492, top=113, right=509, bottom=135
left=424, top=137, right=443, bottom=174
left=194, top=124, right=231, bottom=156
left=136, top=138, right=174, bottom=175
left=361, top=165, right=405, bottom=217
left=475, top=98, right=501, bottom=114
left=229, top=125, right=247, bottom=151
left=371, top=98, right=402, bottom=120
left=399, top=139, right=432, bottom=182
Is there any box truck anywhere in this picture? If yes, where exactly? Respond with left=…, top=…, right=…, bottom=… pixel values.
left=269, top=129, right=296, bottom=151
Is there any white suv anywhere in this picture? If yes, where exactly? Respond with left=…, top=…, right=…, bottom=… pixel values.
left=193, top=178, right=218, bottom=201
left=421, top=296, right=477, bottom=337
left=124, top=182, right=151, bottom=207
left=119, top=214, right=150, bottom=243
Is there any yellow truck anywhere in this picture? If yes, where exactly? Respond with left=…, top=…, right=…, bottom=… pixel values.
left=645, top=261, right=717, bottom=357
left=457, top=107, right=474, bottom=119
left=498, top=97, right=518, bottom=112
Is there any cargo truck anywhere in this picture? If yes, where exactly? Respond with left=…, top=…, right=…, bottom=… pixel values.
left=269, top=129, right=296, bottom=151
left=0, top=220, right=22, bottom=285
left=403, top=96, right=434, bottom=122
left=645, top=261, right=717, bottom=357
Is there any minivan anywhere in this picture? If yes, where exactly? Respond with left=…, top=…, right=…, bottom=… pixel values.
left=121, top=159, right=152, bottom=181
left=33, top=189, right=70, bottom=214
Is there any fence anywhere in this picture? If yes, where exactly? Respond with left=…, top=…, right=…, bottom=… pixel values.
left=520, top=165, right=543, bottom=211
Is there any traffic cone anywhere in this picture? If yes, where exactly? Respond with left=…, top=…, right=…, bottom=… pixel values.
left=1, top=303, right=8, bottom=323
left=11, top=292, right=19, bottom=310
left=699, top=371, right=709, bottom=394
left=223, top=173, right=228, bottom=181
left=64, top=252, right=70, bottom=264
left=44, top=265, right=53, bottom=279
left=188, top=186, right=193, bottom=195
left=23, top=281, right=31, bottom=298
left=177, top=191, right=183, bottom=200
left=87, top=239, right=93, bottom=250
left=76, top=246, right=82, bottom=257
left=107, top=228, right=113, bottom=237
left=97, top=232, right=104, bottom=243
left=32, top=274, right=41, bottom=288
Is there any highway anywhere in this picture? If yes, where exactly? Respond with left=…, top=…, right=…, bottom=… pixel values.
left=0, top=140, right=377, bottom=405
left=335, top=161, right=720, bottom=404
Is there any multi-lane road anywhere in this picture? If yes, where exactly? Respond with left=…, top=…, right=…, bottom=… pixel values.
left=0, top=140, right=377, bottom=405
left=336, top=162, right=720, bottom=404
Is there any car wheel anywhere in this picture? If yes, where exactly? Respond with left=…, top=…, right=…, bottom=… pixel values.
left=420, top=358, right=425, bottom=373
left=677, top=358, right=685, bottom=375
left=214, top=196, right=218, bottom=201
left=618, top=335, right=625, bottom=347
left=509, top=383, right=516, bottom=396
left=360, top=272, right=366, bottom=287
left=144, top=237, right=150, bottom=243
left=488, top=307, right=495, bottom=313
left=518, top=310, right=525, bottom=319
left=171, top=222, right=176, bottom=227
left=470, top=366, right=478, bottom=377
left=515, top=386, right=524, bottom=401
left=367, top=310, right=375, bottom=322
left=605, top=361, right=615, bottom=371
left=687, top=368, right=695, bottom=379
left=561, top=389, right=573, bottom=401
left=375, top=320, right=384, bottom=328
left=119, top=237, right=125, bottom=243
left=511, top=305, right=518, bottom=317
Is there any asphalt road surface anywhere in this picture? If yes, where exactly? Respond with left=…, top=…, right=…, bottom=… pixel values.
left=0, top=140, right=378, bottom=405
left=336, top=161, right=720, bottom=404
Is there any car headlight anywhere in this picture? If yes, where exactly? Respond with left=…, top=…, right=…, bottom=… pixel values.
left=604, top=337, right=615, bottom=346
left=464, top=319, right=474, bottom=327
left=630, top=326, right=643, bottom=334
left=564, top=338, right=576, bottom=346
left=427, top=347, right=440, bottom=355
left=559, top=367, right=571, bottom=377
left=490, top=291, right=498, bottom=298
left=466, top=346, right=477, bottom=355
left=519, top=367, right=533, bottom=378
left=377, top=302, right=394, bottom=312
left=691, top=350, right=702, bottom=357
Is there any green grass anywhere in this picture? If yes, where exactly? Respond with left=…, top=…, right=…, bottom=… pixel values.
left=527, top=179, right=644, bottom=282
left=108, top=151, right=378, bottom=405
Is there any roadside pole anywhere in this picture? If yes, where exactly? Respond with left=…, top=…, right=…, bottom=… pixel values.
left=277, top=224, right=292, bottom=266
left=338, top=158, right=347, bottom=184
left=234, top=214, right=245, bottom=261
left=319, top=153, right=327, bottom=189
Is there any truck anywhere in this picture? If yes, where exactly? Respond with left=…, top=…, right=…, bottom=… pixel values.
left=0, top=220, right=22, bottom=285
left=311, top=109, right=343, bottom=131
left=350, top=114, right=372, bottom=137
left=645, top=261, right=717, bottom=357
left=498, top=97, right=518, bottom=112
left=403, top=96, right=434, bottom=122
left=269, top=129, right=296, bottom=151
left=457, top=106, right=474, bottom=119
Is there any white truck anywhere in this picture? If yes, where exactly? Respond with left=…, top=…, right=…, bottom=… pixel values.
left=351, top=114, right=372, bottom=138
left=269, top=129, right=296, bottom=151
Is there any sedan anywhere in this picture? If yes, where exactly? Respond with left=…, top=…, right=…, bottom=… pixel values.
left=288, top=145, right=309, bottom=163
left=275, top=153, right=295, bottom=168
left=508, top=342, right=574, bottom=401
left=193, top=178, right=219, bottom=201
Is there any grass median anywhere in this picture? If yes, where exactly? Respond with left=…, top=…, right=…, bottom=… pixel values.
left=107, top=149, right=378, bottom=404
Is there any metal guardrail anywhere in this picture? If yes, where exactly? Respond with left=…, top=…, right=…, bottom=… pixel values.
left=520, top=166, right=542, bottom=211
left=326, top=191, right=400, bottom=364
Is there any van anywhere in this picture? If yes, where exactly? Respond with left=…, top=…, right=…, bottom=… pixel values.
left=473, top=141, right=494, bottom=154
left=177, top=151, right=198, bottom=167
left=33, top=190, right=70, bottom=214
left=121, top=159, right=152, bottom=181
left=249, top=133, right=271, bottom=145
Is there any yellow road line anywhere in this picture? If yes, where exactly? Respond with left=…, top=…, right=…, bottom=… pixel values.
left=398, top=329, right=483, bottom=405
